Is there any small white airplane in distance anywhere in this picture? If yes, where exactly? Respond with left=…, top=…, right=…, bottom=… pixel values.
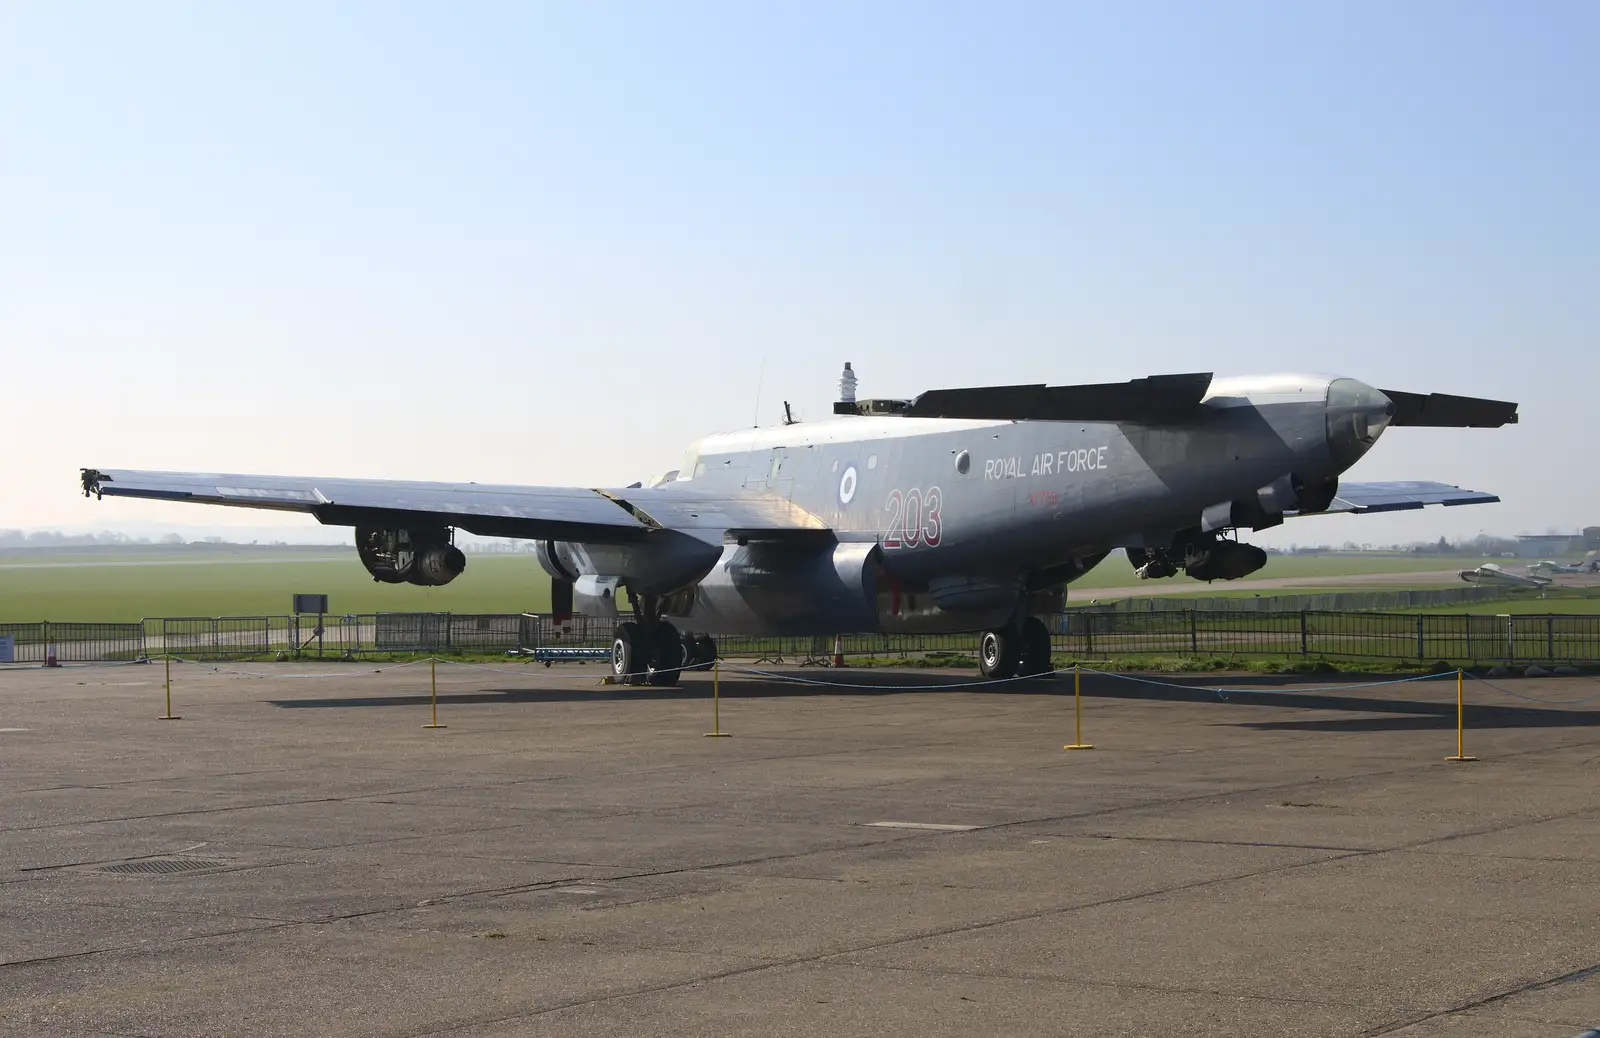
left=1527, top=553, right=1600, bottom=578
left=1460, top=563, right=1551, bottom=589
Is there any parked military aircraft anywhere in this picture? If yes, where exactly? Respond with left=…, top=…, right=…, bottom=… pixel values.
left=1528, top=554, right=1600, bottom=577
left=81, top=369, right=1518, bottom=682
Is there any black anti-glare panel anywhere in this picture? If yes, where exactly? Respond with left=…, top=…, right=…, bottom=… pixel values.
left=903, top=373, right=1213, bottom=424
left=1381, top=390, right=1519, bottom=428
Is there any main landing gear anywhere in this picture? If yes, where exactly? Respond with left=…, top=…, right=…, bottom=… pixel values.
left=978, top=616, right=1053, bottom=680
left=611, top=593, right=717, bottom=686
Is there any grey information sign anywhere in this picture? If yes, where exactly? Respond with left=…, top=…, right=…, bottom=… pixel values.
left=292, top=594, right=329, bottom=614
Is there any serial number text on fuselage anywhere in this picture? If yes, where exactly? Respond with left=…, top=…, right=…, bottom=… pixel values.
left=984, top=447, right=1109, bottom=481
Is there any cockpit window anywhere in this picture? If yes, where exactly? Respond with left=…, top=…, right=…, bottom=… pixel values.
left=678, top=445, right=700, bottom=481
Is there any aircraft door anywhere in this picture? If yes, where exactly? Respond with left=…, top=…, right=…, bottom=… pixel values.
left=756, top=447, right=793, bottom=499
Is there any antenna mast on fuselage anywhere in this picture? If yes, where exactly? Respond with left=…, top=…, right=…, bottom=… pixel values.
left=833, top=361, right=912, bottom=417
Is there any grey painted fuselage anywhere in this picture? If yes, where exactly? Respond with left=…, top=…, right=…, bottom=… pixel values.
left=609, top=373, right=1378, bottom=635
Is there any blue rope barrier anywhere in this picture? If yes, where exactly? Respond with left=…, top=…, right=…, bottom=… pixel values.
left=1081, top=667, right=1457, bottom=699
left=170, top=656, right=431, bottom=680
left=1469, top=672, right=1600, bottom=706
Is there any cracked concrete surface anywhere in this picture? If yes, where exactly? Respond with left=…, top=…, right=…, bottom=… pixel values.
left=1, top=662, right=1597, bottom=1036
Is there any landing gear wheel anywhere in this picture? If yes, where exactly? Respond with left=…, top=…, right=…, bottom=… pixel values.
left=978, top=628, right=1018, bottom=680
left=612, top=621, right=644, bottom=685
left=649, top=621, right=683, bottom=687
left=1019, top=616, right=1053, bottom=676
left=690, top=634, right=717, bottom=671
left=677, top=631, right=714, bottom=671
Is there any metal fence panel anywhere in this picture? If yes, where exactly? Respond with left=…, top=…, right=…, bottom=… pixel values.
left=157, top=617, right=274, bottom=657
left=0, top=621, right=144, bottom=662
left=375, top=613, right=449, bottom=651
left=10, top=609, right=1600, bottom=665
left=1100, top=585, right=1516, bottom=613
left=0, top=622, right=46, bottom=661
left=447, top=613, right=523, bottom=651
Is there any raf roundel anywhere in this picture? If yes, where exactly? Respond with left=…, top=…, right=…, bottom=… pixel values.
left=838, top=465, right=858, bottom=506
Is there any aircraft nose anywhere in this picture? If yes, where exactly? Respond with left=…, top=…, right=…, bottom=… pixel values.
left=1326, top=378, right=1395, bottom=470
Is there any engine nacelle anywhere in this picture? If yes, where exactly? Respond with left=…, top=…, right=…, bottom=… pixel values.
left=1184, top=541, right=1268, bottom=582
left=572, top=575, right=622, bottom=617
left=672, top=542, right=880, bottom=636
left=411, top=544, right=466, bottom=586
left=356, top=526, right=466, bottom=587
left=532, top=536, right=719, bottom=597
left=533, top=540, right=578, bottom=583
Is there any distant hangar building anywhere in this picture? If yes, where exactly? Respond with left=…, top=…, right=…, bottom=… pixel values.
left=1514, top=527, right=1600, bottom=557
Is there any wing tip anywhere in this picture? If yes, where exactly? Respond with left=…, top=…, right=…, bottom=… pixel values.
left=80, top=468, right=106, bottom=499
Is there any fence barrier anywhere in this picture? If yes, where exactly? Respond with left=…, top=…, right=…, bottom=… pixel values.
left=1091, top=585, right=1519, bottom=613
left=0, top=621, right=146, bottom=663
left=3, top=610, right=1600, bottom=666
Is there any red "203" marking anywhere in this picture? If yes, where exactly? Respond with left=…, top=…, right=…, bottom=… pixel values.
left=883, top=487, right=942, bottom=549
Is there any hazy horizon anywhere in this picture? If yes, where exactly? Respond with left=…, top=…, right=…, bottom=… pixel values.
left=3, top=3, right=1594, bottom=551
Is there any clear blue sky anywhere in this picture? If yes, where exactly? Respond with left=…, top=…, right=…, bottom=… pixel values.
left=1, top=2, right=1594, bottom=546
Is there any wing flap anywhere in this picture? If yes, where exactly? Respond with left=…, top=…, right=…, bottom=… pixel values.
left=1293, top=480, right=1500, bottom=516
left=613, top=485, right=829, bottom=538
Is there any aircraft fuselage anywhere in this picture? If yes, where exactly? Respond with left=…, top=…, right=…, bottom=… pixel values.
left=549, top=374, right=1387, bottom=635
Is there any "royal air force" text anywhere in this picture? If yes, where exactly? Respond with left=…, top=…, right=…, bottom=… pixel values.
left=984, top=447, right=1109, bottom=481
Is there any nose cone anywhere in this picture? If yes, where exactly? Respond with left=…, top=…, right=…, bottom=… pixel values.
left=1326, top=378, right=1395, bottom=470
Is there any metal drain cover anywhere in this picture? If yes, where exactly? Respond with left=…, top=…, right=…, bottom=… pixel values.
left=95, top=857, right=227, bottom=876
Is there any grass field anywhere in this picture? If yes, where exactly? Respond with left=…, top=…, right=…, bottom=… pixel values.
left=1399, top=591, right=1600, bottom=615
left=0, top=549, right=553, bottom=622
left=0, top=546, right=1583, bottom=623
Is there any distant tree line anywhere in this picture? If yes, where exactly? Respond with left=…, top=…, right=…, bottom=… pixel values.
left=1272, top=534, right=1522, bottom=556
left=1, top=529, right=526, bottom=553
left=0, top=530, right=299, bottom=548
left=0, top=529, right=160, bottom=547
left=1404, top=534, right=1521, bottom=556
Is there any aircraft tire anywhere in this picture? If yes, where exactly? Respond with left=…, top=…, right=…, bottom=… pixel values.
left=649, top=621, right=683, bottom=686
left=1019, top=616, right=1053, bottom=676
left=693, top=634, right=717, bottom=671
left=978, top=629, right=1017, bottom=680
left=612, top=621, right=645, bottom=685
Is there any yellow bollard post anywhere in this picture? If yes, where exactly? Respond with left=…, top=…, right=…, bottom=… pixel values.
left=423, top=657, right=446, bottom=729
left=704, top=659, right=731, bottom=737
left=158, top=655, right=181, bottom=720
left=1446, top=669, right=1476, bottom=762
left=1063, top=663, right=1092, bottom=750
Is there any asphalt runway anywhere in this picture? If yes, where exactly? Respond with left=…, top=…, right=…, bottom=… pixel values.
left=3, top=661, right=1599, bottom=1037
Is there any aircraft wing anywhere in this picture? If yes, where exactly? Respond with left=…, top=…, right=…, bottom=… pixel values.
left=79, top=468, right=829, bottom=544
left=899, top=373, right=1213, bottom=423
left=1293, top=481, right=1500, bottom=516
left=1379, top=390, right=1519, bottom=428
